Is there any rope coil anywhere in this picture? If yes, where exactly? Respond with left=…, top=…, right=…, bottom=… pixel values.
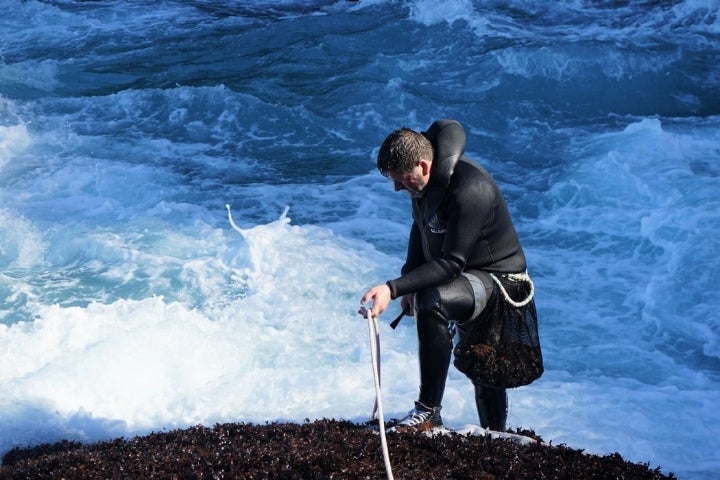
left=488, top=271, right=534, bottom=308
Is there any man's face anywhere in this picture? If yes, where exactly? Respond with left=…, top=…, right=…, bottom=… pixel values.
left=386, top=161, right=430, bottom=198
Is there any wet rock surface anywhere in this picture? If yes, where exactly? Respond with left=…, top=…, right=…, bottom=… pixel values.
left=0, top=419, right=675, bottom=479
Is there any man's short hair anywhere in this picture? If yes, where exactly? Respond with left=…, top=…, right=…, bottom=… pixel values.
left=377, top=127, right=434, bottom=176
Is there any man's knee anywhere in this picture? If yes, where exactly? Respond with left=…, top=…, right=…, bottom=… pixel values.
left=416, top=277, right=476, bottom=324
left=415, top=288, right=445, bottom=318
left=414, top=288, right=452, bottom=345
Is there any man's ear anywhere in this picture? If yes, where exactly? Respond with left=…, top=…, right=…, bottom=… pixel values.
left=419, top=159, right=432, bottom=176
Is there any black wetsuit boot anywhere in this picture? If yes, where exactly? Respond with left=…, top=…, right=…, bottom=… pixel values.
left=473, top=382, right=507, bottom=431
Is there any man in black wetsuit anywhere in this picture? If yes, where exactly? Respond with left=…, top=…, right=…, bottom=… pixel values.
left=360, top=119, right=532, bottom=432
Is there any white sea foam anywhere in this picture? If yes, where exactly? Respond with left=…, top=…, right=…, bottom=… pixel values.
left=0, top=211, right=408, bottom=451
left=0, top=123, right=30, bottom=172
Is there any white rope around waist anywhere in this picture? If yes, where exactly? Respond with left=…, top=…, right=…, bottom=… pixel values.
left=488, top=271, right=535, bottom=308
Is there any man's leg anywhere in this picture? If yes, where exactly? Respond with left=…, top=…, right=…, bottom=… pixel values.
left=415, top=277, right=475, bottom=410
left=473, top=382, right=508, bottom=431
left=391, top=277, right=475, bottom=430
left=454, top=270, right=506, bottom=430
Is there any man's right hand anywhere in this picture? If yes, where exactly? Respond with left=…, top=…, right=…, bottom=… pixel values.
left=359, top=284, right=392, bottom=318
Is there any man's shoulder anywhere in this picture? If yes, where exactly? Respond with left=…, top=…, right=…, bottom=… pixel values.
left=444, top=158, right=500, bottom=206
left=453, top=157, right=494, bottom=183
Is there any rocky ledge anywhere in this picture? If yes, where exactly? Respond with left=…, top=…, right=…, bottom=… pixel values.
left=0, top=419, right=675, bottom=479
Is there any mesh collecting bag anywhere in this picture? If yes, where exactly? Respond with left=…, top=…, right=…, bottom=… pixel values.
left=453, top=273, right=543, bottom=388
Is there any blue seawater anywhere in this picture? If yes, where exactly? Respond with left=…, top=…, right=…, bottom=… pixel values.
left=1, top=1, right=719, bottom=478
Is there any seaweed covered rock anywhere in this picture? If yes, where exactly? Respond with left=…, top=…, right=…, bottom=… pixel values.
left=0, top=419, right=675, bottom=479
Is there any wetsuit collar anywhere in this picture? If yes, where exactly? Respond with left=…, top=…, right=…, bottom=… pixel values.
left=422, top=119, right=466, bottom=189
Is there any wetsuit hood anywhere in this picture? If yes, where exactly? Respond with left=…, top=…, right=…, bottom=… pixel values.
left=422, top=119, right=466, bottom=188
